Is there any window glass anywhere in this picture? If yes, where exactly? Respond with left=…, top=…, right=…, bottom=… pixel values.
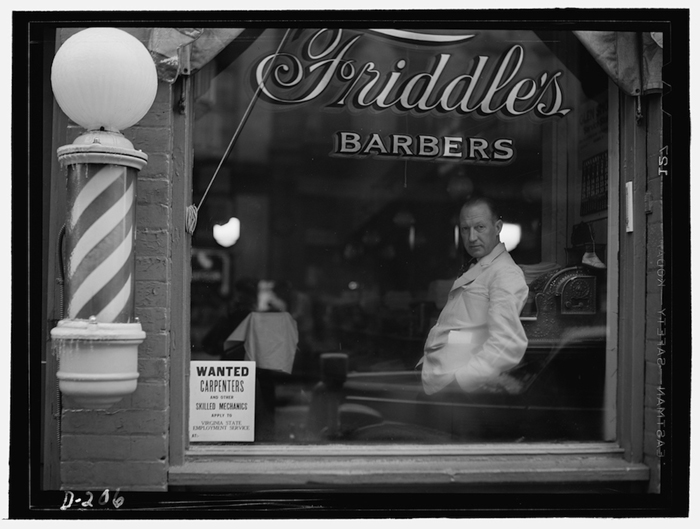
left=189, top=28, right=613, bottom=444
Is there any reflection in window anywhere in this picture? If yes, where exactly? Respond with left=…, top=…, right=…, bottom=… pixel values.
left=189, top=28, right=613, bottom=444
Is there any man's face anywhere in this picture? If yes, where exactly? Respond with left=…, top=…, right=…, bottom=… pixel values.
left=459, top=202, right=502, bottom=259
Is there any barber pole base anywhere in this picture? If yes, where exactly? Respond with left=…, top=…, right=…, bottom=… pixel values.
left=52, top=319, right=145, bottom=409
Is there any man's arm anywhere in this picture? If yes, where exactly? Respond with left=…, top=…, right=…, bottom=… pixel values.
left=454, top=268, right=529, bottom=391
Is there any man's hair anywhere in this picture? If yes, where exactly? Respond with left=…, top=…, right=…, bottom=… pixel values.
left=461, top=196, right=502, bottom=222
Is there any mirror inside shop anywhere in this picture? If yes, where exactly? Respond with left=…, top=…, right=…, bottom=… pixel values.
left=188, top=28, right=613, bottom=444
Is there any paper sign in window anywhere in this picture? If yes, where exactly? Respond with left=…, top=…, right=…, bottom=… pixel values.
left=189, top=361, right=256, bottom=442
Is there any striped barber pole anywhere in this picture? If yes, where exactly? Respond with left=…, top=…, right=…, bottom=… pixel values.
left=64, top=162, right=137, bottom=323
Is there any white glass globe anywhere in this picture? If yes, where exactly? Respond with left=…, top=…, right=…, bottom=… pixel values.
left=51, top=28, right=158, bottom=132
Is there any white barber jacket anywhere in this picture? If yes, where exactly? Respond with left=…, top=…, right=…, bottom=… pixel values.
left=420, top=243, right=529, bottom=395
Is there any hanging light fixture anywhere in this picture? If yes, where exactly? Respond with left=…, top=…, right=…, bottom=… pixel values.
left=213, top=217, right=241, bottom=248
left=500, top=222, right=523, bottom=252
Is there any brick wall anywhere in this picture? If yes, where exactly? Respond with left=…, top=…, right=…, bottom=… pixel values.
left=59, top=32, right=175, bottom=491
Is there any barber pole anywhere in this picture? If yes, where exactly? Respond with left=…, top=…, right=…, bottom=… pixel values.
left=63, top=160, right=140, bottom=322
left=49, top=27, right=157, bottom=409
left=52, top=137, right=148, bottom=409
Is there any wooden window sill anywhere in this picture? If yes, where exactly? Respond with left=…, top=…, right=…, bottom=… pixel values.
left=169, top=442, right=649, bottom=489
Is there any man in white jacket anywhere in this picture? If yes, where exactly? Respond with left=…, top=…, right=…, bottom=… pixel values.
left=420, top=196, right=529, bottom=397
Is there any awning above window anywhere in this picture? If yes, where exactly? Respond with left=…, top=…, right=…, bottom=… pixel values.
left=147, top=28, right=664, bottom=99
left=574, top=31, right=664, bottom=96
left=148, top=28, right=245, bottom=83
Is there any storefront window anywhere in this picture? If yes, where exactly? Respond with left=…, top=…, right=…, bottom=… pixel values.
left=188, top=28, right=614, bottom=444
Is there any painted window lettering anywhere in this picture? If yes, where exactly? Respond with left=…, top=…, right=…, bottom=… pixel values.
left=334, top=131, right=515, bottom=162
left=257, top=29, right=571, bottom=118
